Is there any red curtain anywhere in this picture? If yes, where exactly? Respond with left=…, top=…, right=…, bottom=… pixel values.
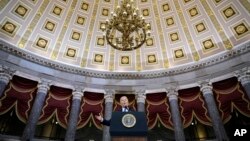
left=38, top=86, right=72, bottom=128
left=213, top=77, right=250, bottom=123
left=113, top=94, right=136, bottom=111
left=77, top=92, right=104, bottom=129
left=146, top=92, right=172, bottom=129
left=0, top=75, right=37, bottom=123
left=178, top=87, right=212, bottom=128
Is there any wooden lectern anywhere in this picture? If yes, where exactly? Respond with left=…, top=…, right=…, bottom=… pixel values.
left=110, top=112, right=148, bottom=141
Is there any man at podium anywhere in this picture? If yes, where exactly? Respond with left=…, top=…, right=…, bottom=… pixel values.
left=95, top=95, right=148, bottom=141
left=95, top=96, right=134, bottom=126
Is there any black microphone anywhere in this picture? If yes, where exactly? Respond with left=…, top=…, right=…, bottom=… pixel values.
left=124, top=106, right=129, bottom=111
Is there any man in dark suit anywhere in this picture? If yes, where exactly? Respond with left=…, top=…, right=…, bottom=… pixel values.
left=95, top=96, right=133, bottom=126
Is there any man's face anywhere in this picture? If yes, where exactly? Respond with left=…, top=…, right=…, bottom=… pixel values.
left=120, top=96, right=129, bottom=107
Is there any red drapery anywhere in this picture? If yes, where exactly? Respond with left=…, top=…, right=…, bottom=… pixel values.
left=113, top=94, right=136, bottom=111
left=38, top=86, right=72, bottom=128
left=213, top=77, right=250, bottom=123
left=2, top=76, right=250, bottom=131
left=178, top=87, right=212, bottom=128
left=0, top=75, right=37, bottom=123
left=146, top=92, right=172, bottom=129
left=77, top=92, right=104, bottom=129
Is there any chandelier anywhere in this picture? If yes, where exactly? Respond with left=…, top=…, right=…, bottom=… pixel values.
left=101, top=0, right=151, bottom=51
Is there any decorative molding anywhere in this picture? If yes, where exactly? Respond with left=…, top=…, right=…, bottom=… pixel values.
left=235, top=67, right=250, bottom=85
left=200, top=81, right=213, bottom=95
left=0, top=39, right=249, bottom=79
left=0, top=65, right=15, bottom=84
left=166, top=86, right=178, bottom=101
left=72, top=91, right=83, bottom=100
left=135, top=90, right=146, bottom=103
left=37, top=79, right=51, bottom=94
left=104, top=89, right=115, bottom=103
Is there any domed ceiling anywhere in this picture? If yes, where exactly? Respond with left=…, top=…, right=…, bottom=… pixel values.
left=0, top=0, right=250, bottom=72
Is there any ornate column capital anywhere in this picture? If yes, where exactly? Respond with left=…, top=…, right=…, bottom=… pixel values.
left=0, top=65, right=16, bottom=84
left=166, top=86, right=178, bottom=101
left=104, top=89, right=115, bottom=103
left=235, top=67, right=250, bottom=85
left=72, top=90, right=84, bottom=100
left=199, top=80, right=213, bottom=95
left=135, top=89, right=146, bottom=103
left=37, top=79, right=51, bottom=94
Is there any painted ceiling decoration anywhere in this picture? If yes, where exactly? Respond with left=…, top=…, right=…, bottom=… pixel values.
left=0, top=0, right=249, bottom=73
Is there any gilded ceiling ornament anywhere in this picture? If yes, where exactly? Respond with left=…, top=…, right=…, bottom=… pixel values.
left=148, top=55, right=156, bottom=63
left=121, top=56, right=129, bottom=64
left=94, top=54, right=103, bottom=63
left=81, top=3, right=89, bottom=11
left=77, top=16, right=85, bottom=25
left=67, top=48, right=76, bottom=57
left=36, top=38, right=47, bottom=48
left=15, top=5, right=27, bottom=16
left=53, top=6, right=62, bottom=16
left=3, top=23, right=15, bottom=33
left=175, top=49, right=184, bottom=58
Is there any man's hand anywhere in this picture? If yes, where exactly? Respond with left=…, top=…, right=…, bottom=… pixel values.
left=95, top=113, right=103, bottom=122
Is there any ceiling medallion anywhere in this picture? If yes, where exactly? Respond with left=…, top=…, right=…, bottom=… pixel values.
left=101, top=0, right=151, bottom=51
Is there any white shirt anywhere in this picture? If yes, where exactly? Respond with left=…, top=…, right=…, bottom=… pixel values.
left=122, top=107, right=128, bottom=112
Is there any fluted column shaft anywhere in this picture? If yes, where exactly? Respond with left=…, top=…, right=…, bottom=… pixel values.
left=136, top=90, right=146, bottom=112
left=201, top=84, right=228, bottom=141
left=103, top=90, right=114, bottom=141
left=65, top=90, right=84, bottom=141
left=21, top=80, right=50, bottom=141
left=167, top=90, right=185, bottom=141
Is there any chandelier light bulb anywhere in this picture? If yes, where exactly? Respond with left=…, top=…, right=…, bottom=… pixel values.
left=127, top=4, right=131, bottom=8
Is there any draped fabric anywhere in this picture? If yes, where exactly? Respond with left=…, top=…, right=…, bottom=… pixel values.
left=38, top=86, right=72, bottom=128
left=77, top=92, right=104, bottom=129
left=1, top=75, right=250, bottom=131
left=178, top=87, right=211, bottom=128
left=146, top=92, right=172, bottom=130
left=113, top=94, right=136, bottom=111
left=0, top=75, right=37, bottom=123
left=213, top=77, right=250, bottom=123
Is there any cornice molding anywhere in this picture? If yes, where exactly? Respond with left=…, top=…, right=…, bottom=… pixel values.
left=0, top=40, right=249, bottom=79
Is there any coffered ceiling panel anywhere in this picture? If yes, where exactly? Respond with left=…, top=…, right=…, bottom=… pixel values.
left=0, top=0, right=249, bottom=72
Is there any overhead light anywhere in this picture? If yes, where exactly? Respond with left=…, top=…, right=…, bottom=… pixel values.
left=101, top=0, right=151, bottom=51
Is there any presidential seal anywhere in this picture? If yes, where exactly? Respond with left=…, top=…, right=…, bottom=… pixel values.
left=122, top=113, right=136, bottom=128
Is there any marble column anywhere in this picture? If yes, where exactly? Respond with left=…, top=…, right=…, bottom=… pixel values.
left=236, top=67, right=250, bottom=99
left=102, top=89, right=114, bottom=141
left=65, top=89, right=84, bottom=141
left=21, top=79, right=50, bottom=141
left=0, top=66, right=15, bottom=97
left=167, top=88, right=185, bottom=141
left=200, top=82, right=229, bottom=141
left=135, top=90, right=146, bottom=112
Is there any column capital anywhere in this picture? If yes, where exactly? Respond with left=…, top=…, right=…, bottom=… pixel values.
left=0, top=65, right=16, bottom=84
left=235, top=67, right=250, bottom=85
left=135, top=89, right=146, bottom=103
left=37, top=79, right=51, bottom=94
left=104, top=89, right=115, bottom=103
left=166, top=87, right=178, bottom=101
left=199, top=80, right=213, bottom=95
left=105, top=89, right=115, bottom=95
left=72, top=90, right=84, bottom=100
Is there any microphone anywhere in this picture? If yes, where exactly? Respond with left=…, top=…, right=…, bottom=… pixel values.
left=124, top=106, right=129, bottom=112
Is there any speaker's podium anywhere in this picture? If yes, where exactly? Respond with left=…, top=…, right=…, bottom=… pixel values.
left=110, top=112, right=147, bottom=141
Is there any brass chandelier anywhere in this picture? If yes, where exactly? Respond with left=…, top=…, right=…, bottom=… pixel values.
left=101, top=0, right=151, bottom=51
